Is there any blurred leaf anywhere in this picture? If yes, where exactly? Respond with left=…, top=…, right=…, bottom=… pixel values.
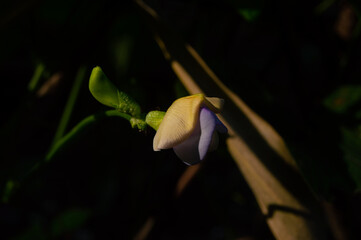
left=349, top=0, right=361, bottom=14
left=355, top=109, right=361, bottom=119
left=314, top=0, right=336, bottom=14
left=12, top=221, right=46, bottom=240
left=89, top=66, right=141, bottom=117
left=238, top=9, right=261, bottom=22
left=28, top=63, right=45, bottom=92
left=323, top=85, right=361, bottom=114
left=174, top=80, right=188, bottom=98
left=112, top=35, right=134, bottom=76
left=341, top=127, right=361, bottom=191
left=135, top=0, right=328, bottom=239
left=227, top=0, right=263, bottom=22
left=2, top=180, right=15, bottom=203
left=37, top=0, right=76, bottom=25
left=51, top=208, right=91, bottom=237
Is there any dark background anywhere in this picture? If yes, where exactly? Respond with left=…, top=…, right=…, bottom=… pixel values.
left=0, top=0, right=361, bottom=239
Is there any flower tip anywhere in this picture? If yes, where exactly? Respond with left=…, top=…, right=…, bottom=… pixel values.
left=153, top=133, right=161, bottom=151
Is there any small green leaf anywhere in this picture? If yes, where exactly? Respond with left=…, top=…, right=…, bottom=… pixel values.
left=2, top=180, right=16, bottom=203
left=145, top=111, right=165, bottom=131
left=238, top=9, right=261, bottom=22
left=323, top=85, right=361, bottom=114
left=89, top=66, right=141, bottom=117
left=51, top=208, right=91, bottom=237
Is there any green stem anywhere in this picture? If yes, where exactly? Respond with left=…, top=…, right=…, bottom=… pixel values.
left=46, top=110, right=131, bottom=162
left=51, top=66, right=87, bottom=147
left=2, top=110, right=132, bottom=203
left=28, top=63, right=45, bottom=92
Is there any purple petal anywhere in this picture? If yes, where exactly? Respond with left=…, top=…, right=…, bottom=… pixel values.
left=173, top=107, right=217, bottom=165
left=173, top=124, right=201, bottom=165
left=198, top=107, right=217, bottom=160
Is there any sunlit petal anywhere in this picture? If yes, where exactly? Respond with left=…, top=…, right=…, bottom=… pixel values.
left=153, top=94, right=203, bottom=151
left=152, top=94, right=227, bottom=164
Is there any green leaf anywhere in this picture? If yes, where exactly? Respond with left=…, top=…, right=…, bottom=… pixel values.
left=89, top=66, right=141, bottom=117
left=341, top=127, right=361, bottom=191
left=51, top=208, right=91, bottom=237
left=227, top=0, right=263, bottom=22
left=145, top=111, right=165, bottom=130
left=238, top=9, right=261, bottom=22
left=2, top=180, right=16, bottom=203
left=323, top=85, right=361, bottom=114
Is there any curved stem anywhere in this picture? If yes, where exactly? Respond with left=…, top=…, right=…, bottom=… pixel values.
left=2, top=110, right=132, bottom=203
left=46, top=110, right=131, bottom=162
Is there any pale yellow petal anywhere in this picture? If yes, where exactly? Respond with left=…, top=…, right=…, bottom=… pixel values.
left=153, top=94, right=204, bottom=150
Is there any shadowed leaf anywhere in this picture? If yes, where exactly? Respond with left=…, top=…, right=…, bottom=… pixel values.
left=51, top=208, right=91, bottom=237
left=341, top=127, right=361, bottom=191
left=323, top=85, right=361, bottom=114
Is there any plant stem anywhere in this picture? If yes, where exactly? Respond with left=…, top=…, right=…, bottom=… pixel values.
left=51, top=66, right=87, bottom=147
left=28, top=63, right=45, bottom=92
left=46, top=110, right=131, bottom=162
